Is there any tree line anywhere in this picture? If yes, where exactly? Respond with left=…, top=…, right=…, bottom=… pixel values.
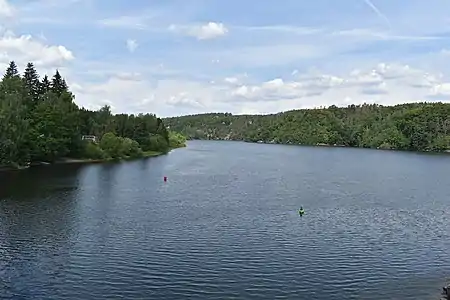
left=0, top=61, right=185, bottom=168
left=164, top=103, right=450, bottom=152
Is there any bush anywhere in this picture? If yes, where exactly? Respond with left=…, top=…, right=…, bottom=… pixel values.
left=168, top=131, right=187, bottom=148
left=100, top=132, right=124, bottom=159
left=148, top=134, right=169, bottom=152
left=83, top=142, right=107, bottom=159
left=138, top=134, right=169, bottom=152
left=98, top=132, right=144, bottom=159
left=121, top=137, right=143, bottom=158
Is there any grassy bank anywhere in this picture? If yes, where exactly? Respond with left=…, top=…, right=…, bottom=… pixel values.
left=143, top=150, right=164, bottom=157
left=55, top=150, right=166, bottom=165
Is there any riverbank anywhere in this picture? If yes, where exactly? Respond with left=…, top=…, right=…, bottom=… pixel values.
left=54, top=150, right=166, bottom=165
left=0, top=146, right=186, bottom=172
left=54, top=149, right=175, bottom=166
left=187, top=138, right=450, bottom=155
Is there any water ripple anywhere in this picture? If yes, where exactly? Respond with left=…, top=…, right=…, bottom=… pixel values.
left=0, top=141, right=450, bottom=299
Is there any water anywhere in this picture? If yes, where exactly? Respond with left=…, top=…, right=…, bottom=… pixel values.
left=1, top=140, right=449, bottom=299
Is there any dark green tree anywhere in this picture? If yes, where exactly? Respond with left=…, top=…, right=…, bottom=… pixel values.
left=39, top=75, right=51, bottom=95
left=22, top=62, right=41, bottom=106
left=50, top=70, right=68, bottom=97
left=3, top=61, right=19, bottom=80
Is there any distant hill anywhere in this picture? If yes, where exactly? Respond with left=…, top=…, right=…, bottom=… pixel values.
left=163, top=102, right=450, bottom=152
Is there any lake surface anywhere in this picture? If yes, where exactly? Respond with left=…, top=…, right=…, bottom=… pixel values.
left=1, top=140, right=450, bottom=300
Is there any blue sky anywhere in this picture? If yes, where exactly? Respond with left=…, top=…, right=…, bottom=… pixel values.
left=2, top=0, right=450, bottom=117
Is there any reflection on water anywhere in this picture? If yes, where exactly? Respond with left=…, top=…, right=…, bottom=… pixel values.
left=0, top=164, right=84, bottom=299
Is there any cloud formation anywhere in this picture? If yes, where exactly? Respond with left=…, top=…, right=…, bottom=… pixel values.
left=0, top=30, right=74, bottom=70
left=168, top=22, right=228, bottom=40
left=99, top=16, right=150, bottom=30
left=0, top=0, right=14, bottom=17
left=0, top=0, right=450, bottom=117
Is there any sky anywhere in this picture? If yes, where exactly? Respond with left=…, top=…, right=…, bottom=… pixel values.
left=1, top=0, right=450, bottom=117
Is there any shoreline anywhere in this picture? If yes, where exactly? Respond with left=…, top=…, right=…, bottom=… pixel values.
left=54, top=150, right=166, bottom=165
left=0, top=145, right=187, bottom=172
left=186, top=138, right=450, bottom=154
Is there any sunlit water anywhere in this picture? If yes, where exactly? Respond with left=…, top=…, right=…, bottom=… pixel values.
left=1, top=140, right=449, bottom=299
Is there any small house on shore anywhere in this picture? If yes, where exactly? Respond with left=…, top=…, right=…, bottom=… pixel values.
left=81, top=135, right=98, bottom=143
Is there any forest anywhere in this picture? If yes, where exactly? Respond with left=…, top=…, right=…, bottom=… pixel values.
left=164, top=102, right=450, bottom=152
left=0, top=61, right=185, bottom=169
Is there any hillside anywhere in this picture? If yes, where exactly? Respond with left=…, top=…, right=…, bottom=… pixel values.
left=163, top=102, right=450, bottom=152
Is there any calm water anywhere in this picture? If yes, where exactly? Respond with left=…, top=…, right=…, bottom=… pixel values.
left=1, top=140, right=450, bottom=300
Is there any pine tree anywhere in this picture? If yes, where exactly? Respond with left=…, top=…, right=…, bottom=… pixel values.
left=50, top=70, right=68, bottom=96
left=22, top=62, right=40, bottom=104
left=3, top=61, right=19, bottom=79
left=39, top=75, right=51, bottom=95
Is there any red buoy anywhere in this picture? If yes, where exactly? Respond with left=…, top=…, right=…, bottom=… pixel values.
left=163, top=176, right=167, bottom=182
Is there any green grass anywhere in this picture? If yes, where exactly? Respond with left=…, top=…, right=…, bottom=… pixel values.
left=143, top=150, right=164, bottom=157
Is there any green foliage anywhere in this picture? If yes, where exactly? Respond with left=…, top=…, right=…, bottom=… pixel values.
left=0, top=60, right=171, bottom=168
left=79, top=108, right=170, bottom=153
left=121, top=137, right=143, bottom=158
left=29, top=91, right=81, bottom=162
left=164, top=103, right=450, bottom=153
left=39, top=75, right=51, bottom=95
left=168, top=131, right=187, bottom=148
left=98, top=132, right=144, bottom=160
left=82, top=141, right=107, bottom=160
left=145, top=134, right=169, bottom=152
left=23, top=62, right=40, bottom=107
left=100, top=132, right=124, bottom=159
left=0, top=79, right=30, bottom=165
left=51, top=70, right=68, bottom=97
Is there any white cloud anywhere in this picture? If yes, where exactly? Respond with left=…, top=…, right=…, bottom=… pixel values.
left=98, top=16, right=149, bottom=30
left=0, top=0, right=14, bottom=17
left=169, top=22, right=228, bottom=40
left=222, top=73, right=250, bottom=86
left=71, top=74, right=223, bottom=116
left=214, top=62, right=450, bottom=112
left=224, top=77, right=238, bottom=84
left=440, top=49, right=450, bottom=56
left=62, top=62, right=450, bottom=118
left=115, top=72, right=141, bottom=81
left=126, top=39, right=138, bottom=53
left=0, top=30, right=74, bottom=70
left=227, top=63, right=439, bottom=103
left=431, top=83, right=450, bottom=96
